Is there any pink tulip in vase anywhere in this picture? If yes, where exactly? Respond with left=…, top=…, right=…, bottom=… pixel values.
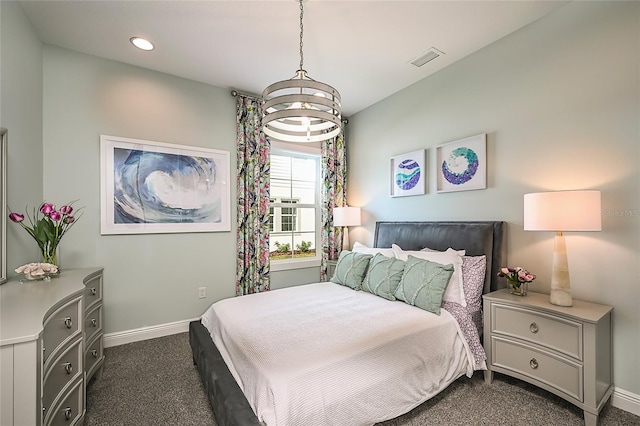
left=9, top=201, right=83, bottom=272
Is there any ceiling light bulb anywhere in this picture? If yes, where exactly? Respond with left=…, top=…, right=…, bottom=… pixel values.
left=130, top=37, right=154, bottom=51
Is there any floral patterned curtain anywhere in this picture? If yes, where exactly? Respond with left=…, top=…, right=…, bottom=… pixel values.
left=320, top=130, right=347, bottom=281
left=236, top=96, right=270, bottom=295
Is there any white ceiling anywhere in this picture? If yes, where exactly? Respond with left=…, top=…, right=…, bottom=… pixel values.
left=19, top=0, right=568, bottom=117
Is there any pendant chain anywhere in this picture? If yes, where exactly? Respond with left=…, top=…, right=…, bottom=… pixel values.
left=299, top=0, right=304, bottom=71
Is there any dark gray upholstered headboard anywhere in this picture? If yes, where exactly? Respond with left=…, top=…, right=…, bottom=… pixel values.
left=374, top=221, right=506, bottom=294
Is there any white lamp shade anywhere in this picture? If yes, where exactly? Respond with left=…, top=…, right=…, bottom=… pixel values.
left=524, top=190, right=601, bottom=232
left=333, top=206, right=361, bottom=227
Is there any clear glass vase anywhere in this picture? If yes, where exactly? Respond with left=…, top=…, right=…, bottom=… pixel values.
left=508, top=282, right=527, bottom=296
left=42, top=247, right=59, bottom=269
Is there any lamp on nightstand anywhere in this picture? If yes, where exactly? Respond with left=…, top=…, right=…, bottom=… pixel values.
left=333, top=206, right=361, bottom=251
left=524, top=190, right=601, bottom=307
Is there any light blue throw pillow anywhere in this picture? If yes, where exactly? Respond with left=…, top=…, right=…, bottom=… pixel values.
left=330, top=250, right=373, bottom=290
left=394, top=255, right=454, bottom=315
left=362, top=253, right=405, bottom=300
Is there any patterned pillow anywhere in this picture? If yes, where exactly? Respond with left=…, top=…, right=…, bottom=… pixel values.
left=421, top=247, right=487, bottom=310
left=362, top=253, right=405, bottom=300
left=330, top=250, right=373, bottom=290
left=461, top=255, right=487, bottom=311
left=394, top=255, right=454, bottom=315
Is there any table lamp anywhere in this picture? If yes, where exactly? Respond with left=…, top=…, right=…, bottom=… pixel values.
left=523, top=190, right=601, bottom=306
left=333, top=206, right=361, bottom=250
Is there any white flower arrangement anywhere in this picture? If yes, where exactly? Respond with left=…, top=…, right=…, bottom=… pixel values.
left=15, top=262, right=59, bottom=281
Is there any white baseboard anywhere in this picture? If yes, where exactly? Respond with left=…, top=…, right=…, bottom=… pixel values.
left=612, top=387, right=640, bottom=416
left=104, top=318, right=640, bottom=418
left=103, top=317, right=199, bottom=348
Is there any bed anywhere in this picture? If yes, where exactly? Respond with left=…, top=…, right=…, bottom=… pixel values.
left=190, top=221, right=506, bottom=426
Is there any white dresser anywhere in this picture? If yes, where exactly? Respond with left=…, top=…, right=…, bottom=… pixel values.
left=0, top=268, right=104, bottom=426
left=483, top=289, right=613, bottom=426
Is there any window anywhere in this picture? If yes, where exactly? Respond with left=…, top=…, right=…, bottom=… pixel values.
left=269, top=141, right=321, bottom=270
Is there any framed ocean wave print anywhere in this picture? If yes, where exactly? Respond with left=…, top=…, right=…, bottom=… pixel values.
left=100, top=135, right=230, bottom=234
left=436, top=134, right=486, bottom=193
left=390, top=149, right=426, bottom=197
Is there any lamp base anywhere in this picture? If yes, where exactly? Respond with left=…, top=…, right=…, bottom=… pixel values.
left=342, top=226, right=350, bottom=251
left=549, top=288, right=573, bottom=307
left=550, top=233, right=573, bottom=307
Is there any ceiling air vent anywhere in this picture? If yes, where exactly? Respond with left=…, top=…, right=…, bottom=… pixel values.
left=409, top=47, right=444, bottom=67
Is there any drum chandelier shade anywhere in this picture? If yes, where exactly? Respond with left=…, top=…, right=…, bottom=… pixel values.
left=262, top=0, right=342, bottom=143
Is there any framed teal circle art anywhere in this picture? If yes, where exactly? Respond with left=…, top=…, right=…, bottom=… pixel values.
left=436, top=134, right=487, bottom=193
left=390, top=149, right=426, bottom=197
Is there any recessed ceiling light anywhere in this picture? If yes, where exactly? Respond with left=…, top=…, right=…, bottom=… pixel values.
left=130, top=37, right=154, bottom=51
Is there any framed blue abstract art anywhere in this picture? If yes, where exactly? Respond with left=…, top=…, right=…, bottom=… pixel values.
left=100, top=135, right=230, bottom=234
left=436, top=134, right=487, bottom=193
left=390, top=149, right=426, bottom=197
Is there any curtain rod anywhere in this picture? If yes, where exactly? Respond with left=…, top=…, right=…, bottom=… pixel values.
left=231, top=89, right=348, bottom=124
left=230, top=90, right=262, bottom=101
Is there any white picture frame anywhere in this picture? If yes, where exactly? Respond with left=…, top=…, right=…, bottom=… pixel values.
left=100, top=135, right=231, bottom=234
left=390, top=149, right=426, bottom=197
left=436, top=134, right=487, bottom=193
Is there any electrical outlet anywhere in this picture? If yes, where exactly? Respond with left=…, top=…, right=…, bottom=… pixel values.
left=198, top=287, right=206, bottom=299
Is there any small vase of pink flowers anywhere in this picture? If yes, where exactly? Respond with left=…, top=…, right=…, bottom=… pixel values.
left=497, top=266, right=536, bottom=296
left=9, top=201, right=83, bottom=272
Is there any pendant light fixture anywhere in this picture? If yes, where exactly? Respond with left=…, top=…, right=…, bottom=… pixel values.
left=262, top=0, right=341, bottom=143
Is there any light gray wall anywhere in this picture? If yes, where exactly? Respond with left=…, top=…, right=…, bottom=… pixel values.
left=0, top=1, right=44, bottom=271
left=40, top=47, right=320, bottom=331
left=42, top=46, right=240, bottom=333
left=348, top=2, right=639, bottom=394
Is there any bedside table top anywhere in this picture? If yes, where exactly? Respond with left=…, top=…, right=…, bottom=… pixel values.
left=483, top=289, right=612, bottom=323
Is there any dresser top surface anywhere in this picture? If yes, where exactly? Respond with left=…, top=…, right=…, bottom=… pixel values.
left=0, top=268, right=103, bottom=346
left=483, top=289, right=613, bottom=323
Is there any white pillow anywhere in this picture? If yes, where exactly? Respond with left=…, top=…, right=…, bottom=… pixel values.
left=352, top=241, right=395, bottom=258
left=392, top=244, right=466, bottom=307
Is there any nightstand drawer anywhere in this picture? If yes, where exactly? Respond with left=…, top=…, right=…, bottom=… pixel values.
left=492, top=304, right=582, bottom=360
left=492, top=336, right=583, bottom=402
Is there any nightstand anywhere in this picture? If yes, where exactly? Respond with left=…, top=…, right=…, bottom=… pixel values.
left=325, top=260, right=338, bottom=282
left=483, top=289, right=613, bottom=426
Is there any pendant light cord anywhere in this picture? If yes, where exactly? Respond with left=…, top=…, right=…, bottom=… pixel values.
left=299, top=0, right=304, bottom=71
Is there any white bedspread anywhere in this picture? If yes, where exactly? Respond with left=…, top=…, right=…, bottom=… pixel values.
left=201, top=282, right=475, bottom=426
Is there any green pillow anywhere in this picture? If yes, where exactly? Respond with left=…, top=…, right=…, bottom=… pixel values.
left=394, top=255, right=454, bottom=315
left=330, top=250, right=373, bottom=290
left=362, top=253, right=405, bottom=300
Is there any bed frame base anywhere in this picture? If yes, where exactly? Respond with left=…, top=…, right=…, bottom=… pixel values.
left=189, top=320, right=262, bottom=426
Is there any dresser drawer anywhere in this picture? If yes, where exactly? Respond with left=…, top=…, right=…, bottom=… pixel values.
left=84, top=275, right=102, bottom=311
left=43, top=298, right=82, bottom=364
left=44, top=378, right=83, bottom=426
left=491, top=303, right=582, bottom=360
left=85, top=333, right=104, bottom=381
left=84, top=304, right=102, bottom=342
left=42, top=338, right=83, bottom=413
left=492, top=336, right=583, bottom=402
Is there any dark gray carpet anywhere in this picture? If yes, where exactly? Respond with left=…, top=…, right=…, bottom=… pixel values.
left=85, top=333, right=640, bottom=426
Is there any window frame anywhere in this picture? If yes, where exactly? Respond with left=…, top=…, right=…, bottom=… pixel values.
left=269, top=141, right=322, bottom=271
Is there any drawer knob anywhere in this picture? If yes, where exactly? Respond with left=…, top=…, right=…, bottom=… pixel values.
left=91, top=318, right=97, bottom=327
left=529, top=322, right=539, bottom=334
left=64, top=362, right=73, bottom=374
left=64, top=317, right=73, bottom=329
left=64, top=406, right=72, bottom=421
left=530, top=358, right=539, bottom=369
left=90, top=287, right=97, bottom=296
left=92, top=349, right=98, bottom=358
